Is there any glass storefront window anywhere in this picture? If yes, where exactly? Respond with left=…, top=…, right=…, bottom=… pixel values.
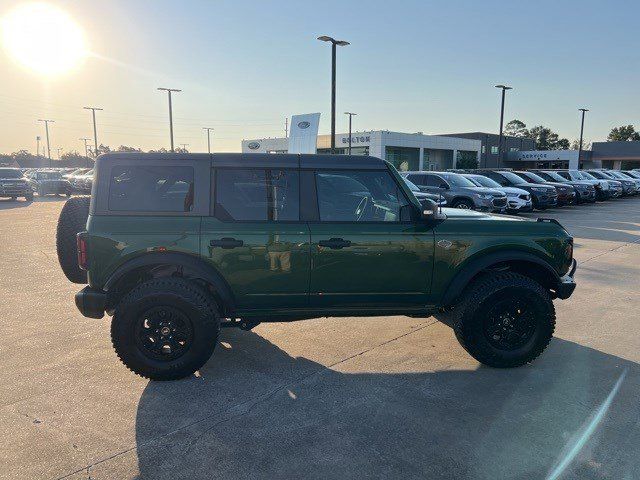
left=385, top=146, right=419, bottom=172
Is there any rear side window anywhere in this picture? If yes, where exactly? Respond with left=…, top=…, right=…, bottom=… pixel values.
left=215, top=169, right=299, bottom=221
left=406, top=174, right=426, bottom=186
left=108, top=165, right=194, bottom=212
left=316, top=170, right=409, bottom=222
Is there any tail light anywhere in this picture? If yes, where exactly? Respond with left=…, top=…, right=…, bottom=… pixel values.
left=77, top=232, right=88, bottom=270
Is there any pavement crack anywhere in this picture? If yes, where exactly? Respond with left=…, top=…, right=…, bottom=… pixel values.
left=54, top=318, right=439, bottom=479
left=580, top=238, right=640, bottom=264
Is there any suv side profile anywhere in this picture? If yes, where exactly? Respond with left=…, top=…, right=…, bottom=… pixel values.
left=60, top=153, right=576, bottom=380
left=401, top=171, right=507, bottom=211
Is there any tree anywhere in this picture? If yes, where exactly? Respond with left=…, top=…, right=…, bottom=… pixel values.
left=116, top=145, right=142, bottom=152
left=60, top=151, right=92, bottom=168
left=504, top=119, right=528, bottom=138
left=607, top=125, right=640, bottom=141
left=570, top=139, right=591, bottom=150
left=456, top=151, right=478, bottom=169
left=148, top=148, right=169, bottom=154
left=527, top=125, right=570, bottom=150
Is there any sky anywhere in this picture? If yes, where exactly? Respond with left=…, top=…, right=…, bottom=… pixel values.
left=1, top=0, right=639, bottom=156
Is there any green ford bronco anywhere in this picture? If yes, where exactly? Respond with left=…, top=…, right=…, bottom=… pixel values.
left=56, top=153, right=576, bottom=380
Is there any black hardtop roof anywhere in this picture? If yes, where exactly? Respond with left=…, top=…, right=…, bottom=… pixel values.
left=95, top=152, right=387, bottom=170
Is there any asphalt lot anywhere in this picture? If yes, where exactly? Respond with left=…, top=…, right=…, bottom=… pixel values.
left=1, top=196, right=639, bottom=480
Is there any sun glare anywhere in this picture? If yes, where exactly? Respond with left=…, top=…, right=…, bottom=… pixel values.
left=2, top=2, right=88, bottom=76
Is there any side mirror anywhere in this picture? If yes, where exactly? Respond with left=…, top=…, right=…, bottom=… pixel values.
left=420, top=199, right=446, bottom=222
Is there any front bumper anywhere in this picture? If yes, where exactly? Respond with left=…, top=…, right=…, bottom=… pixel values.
left=506, top=195, right=533, bottom=212
left=75, top=286, right=106, bottom=319
left=532, top=192, right=558, bottom=208
left=555, top=259, right=577, bottom=300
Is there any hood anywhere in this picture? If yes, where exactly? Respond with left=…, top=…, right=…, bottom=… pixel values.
left=442, top=208, right=531, bottom=222
left=465, top=186, right=505, bottom=196
left=501, top=186, right=529, bottom=195
left=517, top=182, right=556, bottom=191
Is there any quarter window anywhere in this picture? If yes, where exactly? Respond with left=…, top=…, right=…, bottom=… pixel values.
left=215, top=169, right=299, bottom=221
left=316, top=170, right=409, bottom=222
left=108, top=165, right=194, bottom=212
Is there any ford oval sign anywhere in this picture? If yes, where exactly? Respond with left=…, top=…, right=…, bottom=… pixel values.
left=247, top=142, right=260, bottom=150
left=297, top=121, right=310, bottom=129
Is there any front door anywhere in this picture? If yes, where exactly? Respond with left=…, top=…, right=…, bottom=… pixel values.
left=201, top=167, right=310, bottom=312
left=309, top=169, right=434, bottom=310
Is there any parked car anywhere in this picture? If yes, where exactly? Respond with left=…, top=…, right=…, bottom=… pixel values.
left=531, top=170, right=597, bottom=204
left=401, top=171, right=507, bottom=211
left=585, top=170, right=625, bottom=197
left=27, top=170, right=71, bottom=196
left=461, top=173, right=532, bottom=214
left=619, top=170, right=640, bottom=181
left=402, top=178, right=447, bottom=207
left=605, top=170, right=640, bottom=194
left=474, top=170, right=558, bottom=210
left=58, top=152, right=576, bottom=380
left=66, top=168, right=91, bottom=192
left=0, top=167, right=34, bottom=201
left=553, top=170, right=615, bottom=200
left=512, top=171, right=576, bottom=206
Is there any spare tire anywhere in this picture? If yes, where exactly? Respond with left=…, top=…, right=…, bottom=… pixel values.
left=56, top=196, right=91, bottom=284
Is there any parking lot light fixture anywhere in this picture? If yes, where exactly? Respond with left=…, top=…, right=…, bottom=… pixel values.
left=318, top=35, right=350, bottom=154
left=495, top=84, right=512, bottom=164
left=344, top=112, right=357, bottom=155
left=578, top=108, right=589, bottom=169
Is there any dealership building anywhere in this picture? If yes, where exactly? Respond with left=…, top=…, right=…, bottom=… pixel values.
left=242, top=131, right=481, bottom=171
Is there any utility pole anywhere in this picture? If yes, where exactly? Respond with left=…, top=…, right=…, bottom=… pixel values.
left=83, top=106, right=103, bottom=158
left=285, top=117, right=289, bottom=138
left=202, top=127, right=214, bottom=154
left=36, top=136, right=40, bottom=157
left=157, top=87, right=181, bottom=152
left=57, top=147, right=63, bottom=159
left=578, top=108, right=589, bottom=169
left=494, top=85, right=512, bottom=165
left=79, top=137, right=90, bottom=167
left=344, top=112, right=357, bottom=155
left=37, top=119, right=54, bottom=168
left=317, top=36, right=350, bottom=153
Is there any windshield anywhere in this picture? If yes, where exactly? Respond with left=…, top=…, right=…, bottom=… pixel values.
left=500, top=171, right=529, bottom=184
left=608, top=171, right=628, bottom=180
left=514, top=172, right=544, bottom=184
left=37, top=171, right=62, bottom=180
left=588, top=171, right=608, bottom=179
left=575, top=171, right=595, bottom=180
left=540, top=171, right=566, bottom=182
left=403, top=178, right=420, bottom=192
left=0, top=168, right=23, bottom=179
left=439, top=173, right=476, bottom=188
left=465, top=175, right=501, bottom=188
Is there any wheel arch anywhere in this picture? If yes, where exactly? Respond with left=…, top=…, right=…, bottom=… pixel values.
left=441, top=250, right=560, bottom=306
left=450, top=196, right=475, bottom=207
left=103, top=252, right=236, bottom=315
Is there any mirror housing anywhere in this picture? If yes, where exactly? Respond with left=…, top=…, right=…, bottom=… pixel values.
left=420, top=198, right=446, bottom=222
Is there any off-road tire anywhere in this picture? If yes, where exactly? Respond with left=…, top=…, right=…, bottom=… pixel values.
left=24, top=193, right=33, bottom=202
left=111, top=278, right=221, bottom=380
left=451, top=198, right=474, bottom=210
left=452, top=271, right=555, bottom=368
left=56, top=196, right=90, bottom=283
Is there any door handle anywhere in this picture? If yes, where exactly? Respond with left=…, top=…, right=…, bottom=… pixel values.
left=210, top=238, right=244, bottom=249
left=318, top=238, right=352, bottom=249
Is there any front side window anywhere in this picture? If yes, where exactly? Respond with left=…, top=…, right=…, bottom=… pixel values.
left=215, top=169, right=299, bottom=221
left=316, top=170, right=409, bottom=222
left=108, top=165, right=194, bottom=212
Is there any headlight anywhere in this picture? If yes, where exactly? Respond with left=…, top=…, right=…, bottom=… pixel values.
left=531, top=186, right=546, bottom=192
left=475, top=193, right=493, bottom=199
left=506, top=192, right=519, bottom=198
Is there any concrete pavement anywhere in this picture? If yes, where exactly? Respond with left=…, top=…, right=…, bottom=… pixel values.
left=1, top=196, right=639, bottom=479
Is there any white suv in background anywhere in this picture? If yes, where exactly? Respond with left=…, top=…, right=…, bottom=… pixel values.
left=462, top=173, right=533, bottom=214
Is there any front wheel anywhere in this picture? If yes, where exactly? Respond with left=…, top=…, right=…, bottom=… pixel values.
left=451, top=272, right=555, bottom=368
left=111, top=278, right=221, bottom=380
left=451, top=198, right=474, bottom=210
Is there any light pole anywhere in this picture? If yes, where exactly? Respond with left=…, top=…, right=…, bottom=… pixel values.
left=317, top=36, right=350, bottom=154
left=79, top=137, right=90, bottom=167
left=203, top=127, right=214, bottom=154
left=36, top=136, right=40, bottom=157
left=495, top=84, right=512, bottom=165
left=57, top=147, right=63, bottom=159
left=83, top=106, right=103, bottom=158
left=344, top=112, right=357, bottom=155
left=157, top=87, right=181, bottom=152
left=37, top=119, right=54, bottom=167
left=578, top=108, right=589, bottom=169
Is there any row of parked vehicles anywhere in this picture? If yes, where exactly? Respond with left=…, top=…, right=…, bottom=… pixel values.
left=0, top=167, right=93, bottom=201
left=400, top=168, right=640, bottom=214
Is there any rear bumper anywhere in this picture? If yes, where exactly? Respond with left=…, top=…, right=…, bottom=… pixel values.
left=75, top=286, right=106, bottom=319
left=555, top=259, right=577, bottom=300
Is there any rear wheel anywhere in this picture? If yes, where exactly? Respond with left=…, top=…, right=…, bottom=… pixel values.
left=451, top=272, right=555, bottom=368
left=24, top=192, right=33, bottom=201
left=111, top=278, right=221, bottom=380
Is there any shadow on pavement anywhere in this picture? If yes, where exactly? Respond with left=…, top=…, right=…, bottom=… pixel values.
left=0, top=198, right=33, bottom=210
left=132, top=331, right=639, bottom=480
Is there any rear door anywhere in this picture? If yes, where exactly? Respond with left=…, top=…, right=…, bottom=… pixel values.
left=201, top=156, right=310, bottom=311
left=307, top=166, right=434, bottom=309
